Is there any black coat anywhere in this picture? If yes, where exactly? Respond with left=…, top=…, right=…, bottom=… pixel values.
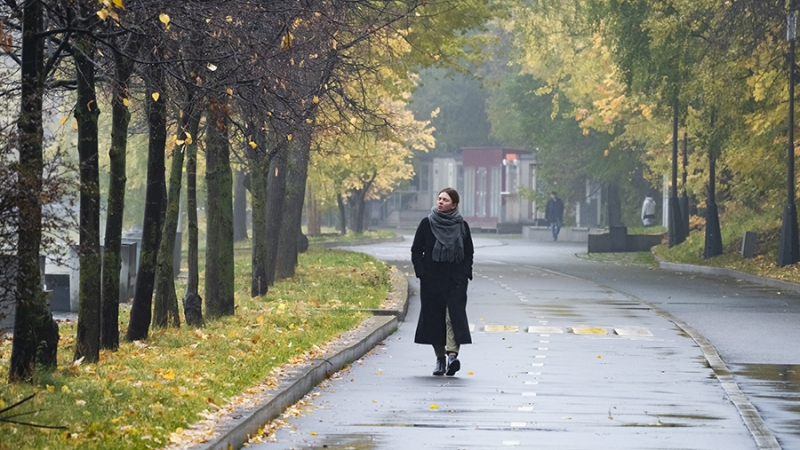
left=411, top=216, right=474, bottom=346
left=545, top=197, right=564, bottom=223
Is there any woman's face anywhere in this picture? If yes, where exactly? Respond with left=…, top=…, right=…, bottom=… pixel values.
left=437, top=192, right=456, bottom=212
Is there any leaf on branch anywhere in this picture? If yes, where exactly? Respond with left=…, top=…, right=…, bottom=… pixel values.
left=159, top=13, right=170, bottom=29
left=287, top=134, right=293, bottom=141
left=183, top=132, right=193, bottom=145
left=87, top=99, right=95, bottom=112
left=151, top=92, right=160, bottom=102
left=60, top=117, right=68, bottom=126
left=97, top=9, right=110, bottom=21
left=207, top=63, right=217, bottom=72
left=122, top=98, right=130, bottom=107
left=249, top=141, right=257, bottom=149
left=226, top=88, right=233, bottom=95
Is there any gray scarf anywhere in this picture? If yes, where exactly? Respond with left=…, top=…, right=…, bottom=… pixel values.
left=428, top=206, right=465, bottom=262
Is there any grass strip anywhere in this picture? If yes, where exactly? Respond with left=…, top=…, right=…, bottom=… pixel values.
left=0, top=247, right=390, bottom=450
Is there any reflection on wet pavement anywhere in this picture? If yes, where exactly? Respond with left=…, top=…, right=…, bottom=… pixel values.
left=731, top=364, right=800, bottom=449
left=308, top=434, right=377, bottom=449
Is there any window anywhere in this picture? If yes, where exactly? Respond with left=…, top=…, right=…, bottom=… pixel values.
left=477, top=168, right=487, bottom=217
left=491, top=167, right=501, bottom=218
left=463, top=167, right=475, bottom=217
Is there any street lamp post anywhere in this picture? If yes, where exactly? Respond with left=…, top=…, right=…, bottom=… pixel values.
left=778, top=4, right=800, bottom=266
left=668, top=101, right=686, bottom=247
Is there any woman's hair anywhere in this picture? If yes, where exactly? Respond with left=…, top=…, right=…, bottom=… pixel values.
left=439, top=187, right=460, bottom=207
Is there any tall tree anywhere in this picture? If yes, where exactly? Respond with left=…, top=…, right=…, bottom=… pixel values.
left=100, top=46, right=135, bottom=351
left=73, top=8, right=102, bottom=363
left=245, top=121, right=270, bottom=296
left=152, top=86, right=201, bottom=329
left=9, top=0, right=53, bottom=382
left=204, top=97, right=235, bottom=318
left=183, top=100, right=203, bottom=326
left=127, top=62, right=167, bottom=341
left=233, top=169, right=248, bottom=242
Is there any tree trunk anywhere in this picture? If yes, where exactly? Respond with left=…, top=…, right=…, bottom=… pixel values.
left=704, top=114, right=722, bottom=258
left=74, top=31, right=102, bottom=364
left=264, top=141, right=288, bottom=286
left=306, top=185, right=321, bottom=236
left=337, top=193, right=347, bottom=235
left=204, top=98, right=235, bottom=318
left=276, top=132, right=312, bottom=280
left=126, top=64, right=167, bottom=341
left=10, top=0, right=54, bottom=382
left=183, top=106, right=203, bottom=327
left=247, top=122, right=269, bottom=297
left=153, top=89, right=199, bottom=328
left=100, top=50, right=134, bottom=351
left=234, top=169, right=248, bottom=242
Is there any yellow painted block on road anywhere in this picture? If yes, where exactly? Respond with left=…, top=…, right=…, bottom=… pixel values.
left=484, top=324, right=520, bottom=333
left=571, top=327, right=608, bottom=335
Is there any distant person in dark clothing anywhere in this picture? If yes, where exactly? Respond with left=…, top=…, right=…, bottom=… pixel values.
left=411, top=187, right=474, bottom=376
left=545, top=191, right=564, bottom=241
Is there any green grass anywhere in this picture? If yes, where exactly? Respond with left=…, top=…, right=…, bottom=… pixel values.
left=576, top=251, right=658, bottom=267
left=652, top=208, right=800, bottom=283
left=307, top=228, right=396, bottom=244
left=0, top=247, right=390, bottom=450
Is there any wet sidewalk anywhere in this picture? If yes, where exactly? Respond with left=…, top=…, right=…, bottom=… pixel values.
left=247, top=259, right=763, bottom=449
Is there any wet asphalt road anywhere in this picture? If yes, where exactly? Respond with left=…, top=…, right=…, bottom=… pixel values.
left=248, top=236, right=800, bottom=449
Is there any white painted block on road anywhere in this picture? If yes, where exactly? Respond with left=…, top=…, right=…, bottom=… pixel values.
left=522, top=392, right=537, bottom=397
left=614, top=326, right=654, bottom=337
left=527, top=326, right=563, bottom=334
left=518, top=406, right=534, bottom=411
left=510, top=422, right=527, bottom=427
left=503, top=441, right=521, bottom=446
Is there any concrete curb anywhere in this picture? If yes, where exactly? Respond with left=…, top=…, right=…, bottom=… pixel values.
left=658, top=259, right=800, bottom=295
left=652, top=256, right=782, bottom=449
left=191, top=266, right=409, bottom=450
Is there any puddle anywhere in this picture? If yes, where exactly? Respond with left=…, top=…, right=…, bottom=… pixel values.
left=307, top=435, right=378, bottom=449
left=730, top=363, right=800, bottom=449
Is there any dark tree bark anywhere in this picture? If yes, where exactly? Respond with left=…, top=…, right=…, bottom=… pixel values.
left=704, top=113, right=722, bottom=258
left=183, top=104, right=203, bottom=327
left=204, top=98, right=235, bottom=318
left=234, top=169, right=248, bottom=242
left=100, top=50, right=134, bottom=351
left=264, top=140, right=288, bottom=286
left=246, top=122, right=269, bottom=297
left=306, top=185, right=321, bottom=236
left=347, top=172, right=375, bottom=234
left=276, top=131, right=312, bottom=280
left=126, top=64, right=167, bottom=341
left=10, top=0, right=55, bottom=382
left=337, top=193, right=347, bottom=236
left=74, top=29, right=102, bottom=364
left=153, top=88, right=200, bottom=328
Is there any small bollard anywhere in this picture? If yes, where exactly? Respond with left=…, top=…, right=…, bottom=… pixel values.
left=741, top=231, right=758, bottom=258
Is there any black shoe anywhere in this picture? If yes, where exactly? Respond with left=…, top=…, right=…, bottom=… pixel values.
left=433, top=356, right=446, bottom=376
left=445, top=353, right=460, bottom=376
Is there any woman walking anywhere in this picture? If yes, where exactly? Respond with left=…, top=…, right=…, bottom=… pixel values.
left=411, top=187, right=474, bottom=376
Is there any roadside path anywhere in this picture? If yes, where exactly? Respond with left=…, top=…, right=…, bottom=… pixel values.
left=248, top=237, right=764, bottom=449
